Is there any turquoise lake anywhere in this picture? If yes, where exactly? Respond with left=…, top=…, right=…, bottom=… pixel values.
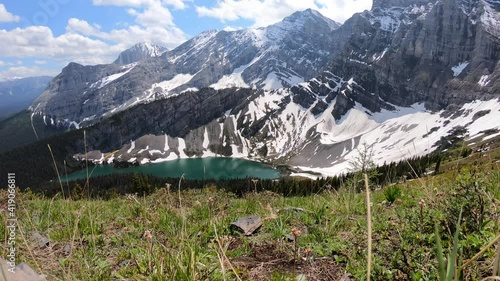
left=65, top=157, right=280, bottom=181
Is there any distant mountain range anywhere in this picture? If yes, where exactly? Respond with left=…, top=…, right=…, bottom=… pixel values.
left=0, top=76, right=53, bottom=119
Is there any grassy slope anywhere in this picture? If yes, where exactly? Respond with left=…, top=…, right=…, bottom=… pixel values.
left=0, top=136, right=499, bottom=280
left=0, top=164, right=499, bottom=280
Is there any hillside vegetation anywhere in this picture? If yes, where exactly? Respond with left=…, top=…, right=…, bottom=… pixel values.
left=1, top=139, right=499, bottom=280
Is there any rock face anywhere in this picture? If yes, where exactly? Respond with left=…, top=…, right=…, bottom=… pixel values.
left=113, top=42, right=167, bottom=65
left=31, top=9, right=341, bottom=126
left=0, top=76, right=52, bottom=118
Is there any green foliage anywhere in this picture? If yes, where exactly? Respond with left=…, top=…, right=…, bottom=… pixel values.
left=383, top=185, right=401, bottom=204
left=71, top=182, right=84, bottom=200
left=131, top=173, right=152, bottom=195
left=447, top=168, right=489, bottom=236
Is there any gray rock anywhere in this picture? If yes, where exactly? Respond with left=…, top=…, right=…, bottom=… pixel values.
left=29, top=231, right=49, bottom=249
left=62, top=243, right=72, bottom=257
left=230, top=216, right=262, bottom=236
left=0, top=259, right=46, bottom=281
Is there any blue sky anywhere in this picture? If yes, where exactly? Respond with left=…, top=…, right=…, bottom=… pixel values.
left=0, top=0, right=372, bottom=80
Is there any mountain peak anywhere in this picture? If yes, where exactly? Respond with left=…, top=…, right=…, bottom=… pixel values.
left=280, top=9, right=340, bottom=30
left=113, top=42, right=168, bottom=65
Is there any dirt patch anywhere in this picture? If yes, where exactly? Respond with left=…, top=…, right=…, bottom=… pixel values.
left=232, top=243, right=348, bottom=280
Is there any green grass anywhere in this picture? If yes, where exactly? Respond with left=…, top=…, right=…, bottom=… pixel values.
left=0, top=165, right=499, bottom=280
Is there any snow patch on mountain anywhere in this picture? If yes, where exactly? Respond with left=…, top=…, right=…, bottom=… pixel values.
left=479, top=75, right=491, bottom=86
left=210, top=65, right=249, bottom=90
left=296, top=99, right=500, bottom=177
left=93, top=63, right=137, bottom=89
left=451, top=62, right=469, bottom=76
left=150, top=74, right=194, bottom=94
left=481, top=0, right=500, bottom=38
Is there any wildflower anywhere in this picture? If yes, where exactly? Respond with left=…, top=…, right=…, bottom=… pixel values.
left=419, top=199, right=426, bottom=207
left=291, top=228, right=301, bottom=237
left=305, top=247, right=312, bottom=258
left=143, top=230, right=153, bottom=240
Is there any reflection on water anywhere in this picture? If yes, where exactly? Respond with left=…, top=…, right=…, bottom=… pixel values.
left=66, top=157, right=280, bottom=181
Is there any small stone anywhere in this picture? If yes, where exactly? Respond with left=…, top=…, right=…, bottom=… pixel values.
left=119, top=259, right=132, bottom=267
left=339, top=272, right=353, bottom=281
left=29, top=231, right=50, bottom=248
left=284, top=234, right=295, bottom=242
left=230, top=215, right=262, bottom=236
left=63, top=244, right=72, bottom=256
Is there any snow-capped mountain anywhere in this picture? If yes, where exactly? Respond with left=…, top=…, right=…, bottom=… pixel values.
left=0, top=76, right=52, bottom=119
left=73, top=0, right=500, bottom=177
left=31, top=9, right=341, bottom=127
left=113, top=42, right=168, bottom=65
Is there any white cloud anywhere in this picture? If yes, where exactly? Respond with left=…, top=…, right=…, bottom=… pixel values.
left=317, top=0, right=373, bottom=23
left=128, top=2, right=175, bottom=27
left=223, top=26, right=242, bottom=32
left=196, top=0, right=372, bottom=26
left=35, top=60, right=47, bottom=65
left=0, top=26, right=121, bottom=64
left=0, top=61, right=4, bottom=66
left=93, top=0, right=191, bottom=10
left=0, top=4, right=20, bottom=22
left=68, top=0, right=189, bottom=49
left=0, top=66, right=59, bottom=81
left=0, top=0, right=189, bottom=80
left=66, top=18, right=186, bottom=49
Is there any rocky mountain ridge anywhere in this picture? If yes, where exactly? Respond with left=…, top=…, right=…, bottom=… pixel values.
left=31, top=9, right=341, bottom=127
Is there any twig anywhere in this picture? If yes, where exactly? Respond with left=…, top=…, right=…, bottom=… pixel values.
left=47, top=144, right=65, bottom=199
left=214, top=226, right=243, bottom=281
left=460, top=234, right=500, bottom=271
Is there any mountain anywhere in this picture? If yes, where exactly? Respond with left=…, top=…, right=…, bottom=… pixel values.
left=0, top=76, right=52, bottom=119
left=113, top=42, right=168, bottom=65
left=30, top=9, right=341, bottom=127
left=69, top=0, right=500, bottom=177
left=3, top=1, right=499, bottom=181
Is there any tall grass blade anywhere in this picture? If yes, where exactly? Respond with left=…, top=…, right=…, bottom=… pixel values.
left=364, top=173, right=372, bottom=281
left=47, top=143, right=65, bottom=198
left=435, top=222, right=447, bottom=281
left=447, top=209, right=463, bottom=280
